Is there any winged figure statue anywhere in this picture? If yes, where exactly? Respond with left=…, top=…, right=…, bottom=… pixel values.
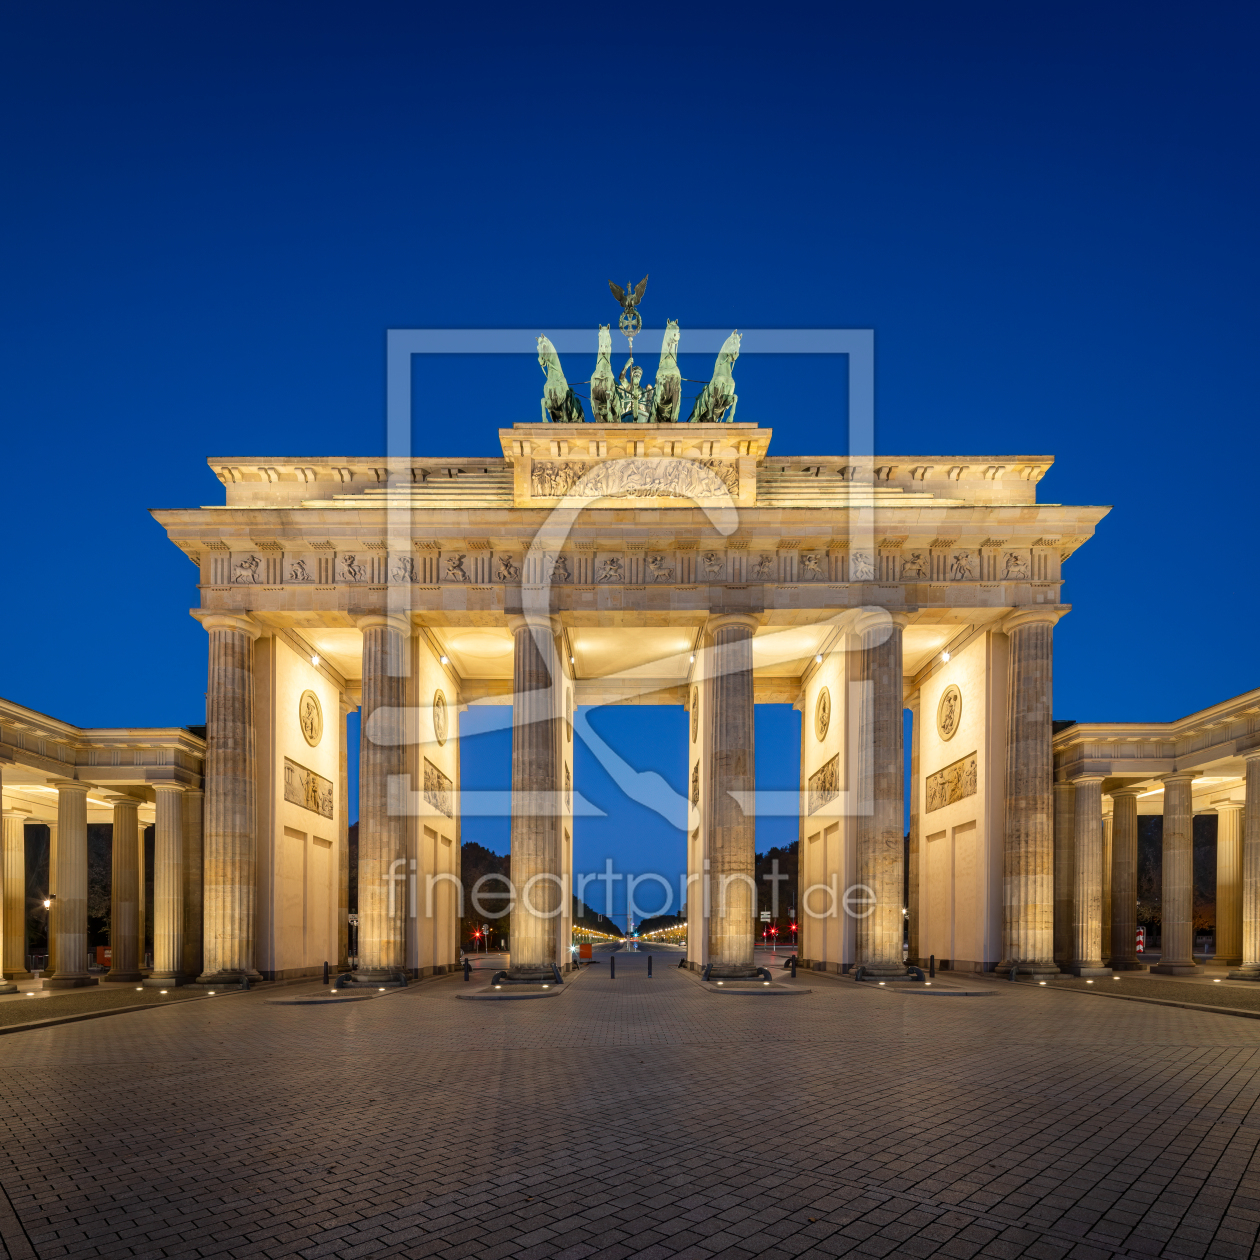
left=608, top=275, right=648, bottom=313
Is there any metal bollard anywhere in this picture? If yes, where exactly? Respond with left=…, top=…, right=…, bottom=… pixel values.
left=611, top=955, right=616, bottom=980
left=648, top=955, right=653, bottom=978
left=463, top=959, right=471, bottom=982
left=1009, top=962, right=1018, bottom=982
left=323, top=960, right=329, bottom=985
left=929, top=954, right=935, bottom=978
left=790, top=956, right=797, bottom=979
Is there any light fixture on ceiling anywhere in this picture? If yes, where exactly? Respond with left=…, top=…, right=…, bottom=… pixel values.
left=942, top=651, right=951, bottom=663
left=311, top=654, right=320, bottom=667
left=815, top=654, right=823, bottom=663
left=439, top=655, right=449, bottom=665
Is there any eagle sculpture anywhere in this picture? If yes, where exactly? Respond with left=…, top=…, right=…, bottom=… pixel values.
left=608, top=275, right=648, bottom=313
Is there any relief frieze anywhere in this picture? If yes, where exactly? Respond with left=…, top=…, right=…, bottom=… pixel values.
left=284, top=757, right=334, bottom=818
left=529, top=457, right=738, bottom=500
left=925, top=751, right=977, bottom=813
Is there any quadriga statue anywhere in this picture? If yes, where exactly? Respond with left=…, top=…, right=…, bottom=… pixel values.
left=687, top=330, right=741, bottom=423
left=589, top=325, right=619, bottom=424
left=651, top=320, right=682, bottom=423
left=537, top=335, right=586, bottom=423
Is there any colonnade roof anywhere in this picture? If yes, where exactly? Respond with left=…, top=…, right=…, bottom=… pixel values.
left=1052, top=686, right=1260, bottom=813
left=0, top=696, right=204, bottom=825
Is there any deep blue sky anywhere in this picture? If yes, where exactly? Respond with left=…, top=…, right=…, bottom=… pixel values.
left=2, top=4, right=1256, bottom=923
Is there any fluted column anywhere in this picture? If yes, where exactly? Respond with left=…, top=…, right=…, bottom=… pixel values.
left=46, top=781, right=95, bottom=987
left=855, top=610, right=907, bottom=977
left=907, top=691, right=921, bottom=966
left=145, top=785, right=185, bottom=985
left=181, top=789, right=204, bottom=980
left=1213, top=803, right=1243, bottom=966
left=1151, top=772, right=1198, bottom=974
left=1108, top=788, right=1142, bottom=969
left=1101, top=810, right=1113, bottom=968
left=137, top=818, right=147, bottom=970
left=3, top=810, right=32, bottom=980
left=507, top=614, right=563, bottom=977
left=104, top=796, right=142, bottom=982
left=999, top=610, right=1059, bottom=978
left=46, top=821, right=57, bottom=975
left=353, top=613, right=409, bottom=980
left=197, top=612, right=261, bottom=983
left=1228, top=754, right=1260, bottom=980
left=338, top=694, right=356, bottom=970
left=703, top=613, right=759, bottom=977
left=1070, top=776, right=1109, bottom=975
left=1053, top=780, right=1075, bottom=968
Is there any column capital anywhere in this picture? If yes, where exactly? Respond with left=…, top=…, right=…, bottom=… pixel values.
left=1213, top=799, right=1244, bottom=813
left=1242, top=748, right=1260, bottom=764
left=1002, top=607, right=1064, bottom=634
left=1107, top=784, right=1147, bottom=800
left=1069, top=773, right=1106, bottom=786
left=49, top=780, right=90, bottom=795
left=103, top=794, right=141, bottom=809
left=851, top=608, right=909, bottom=638
left=2, top=809, right=31, bottom=821
left=704, top=612, right=761, bottom=636
left=151, top=782, right=186, bottom=796
left=1160, top=771, right=1199, bottom=785
left=506, top=613, right=563, bottom=636
left=352, top=612, right=412, bottom=637
left=182, top=787, right=205, bottom=799
left=192, top=610, right=261, bottom=640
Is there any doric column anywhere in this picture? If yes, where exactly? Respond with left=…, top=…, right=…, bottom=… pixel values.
left=855, top=610, right=908, bottom=977
left=999, top=609, right=1060, bottom=978
left=1108, top=787, right=1142, bottom=969
left=1213, top=802, right=1243, bottom=966
left=1053, top=780, right=1076, bottom=968
left=1151, top=772, right=1199, bottom=974
left=1228, top=753, right=1260, bottom=980
left=46, top=781, right=95, bottom=988
left=196, top=612, right=261, bottom=983
left=1069, top=776, right=1109, bottom=975
left=907, top=691, right=921, bottom=966
left=338, top=693, right=356, bottom=971
left=104, top=795, right=142, bottom=982
left=145, top=784, right=185, bottom=986
left=1101, top=810, right=1113, bottom=967
left=137, top=817, right=147, bottom=970
left=181, top=789, right=204, bottom=980
left=46, top=820, right=57, bottom=974
left=2, top=810, right=32, bottom=980
left=507, top=614, right=563, bottom=978
left=353, top=613, right=409, bottom=981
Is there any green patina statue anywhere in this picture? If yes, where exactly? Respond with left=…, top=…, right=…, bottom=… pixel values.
left=589, top=325, right=620, bottom=425
left=651, top=320, right=682, bottom=423
left=686, top=330, right=741, bottom=423
left=537, top=334, right=586, bottom=423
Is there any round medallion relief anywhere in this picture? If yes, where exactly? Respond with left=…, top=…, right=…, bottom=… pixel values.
left=937, top=684, right=962, bottom=741
left=566, top=688, right=573, bottom=743
left=299, top=690, right=323, bottom=747
left=690, top=686, right=699, bottom=743
left=433, top=689, right=448, bottom=746
left=815, top=687, right=831, bottom=742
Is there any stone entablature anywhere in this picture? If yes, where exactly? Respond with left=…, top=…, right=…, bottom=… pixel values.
left=0, top=697, right=204, bottom=795
left=1053, top=687, right=1260, bottom=786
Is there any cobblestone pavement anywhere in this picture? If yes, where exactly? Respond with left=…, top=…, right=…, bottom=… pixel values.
left=0, top=948, right=1258, bottom=1260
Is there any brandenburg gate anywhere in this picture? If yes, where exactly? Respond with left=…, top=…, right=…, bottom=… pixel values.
left=152, top=419, right=1110, bottom=983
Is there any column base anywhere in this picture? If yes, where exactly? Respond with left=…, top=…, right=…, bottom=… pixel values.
left=2, top=970, right=33, bottom=982
left=102, top=970, right=144, bottom=983
left=195, top=968, right=262, bottom=985
left=1227, top=966, right=1260, bottom=981
left=707, top=965, right=762, bottom=979
left=1106, top=958, right=1147, bottom=971
left=1150, top=961, right=1199, bottom=975
left=1067, top=962, right=1112, bottom=977
left=142, top=975, right=184, bottom=987
left=0, top=983, right=16, bottom=995
left=44, top=975, right=98, bottom=988
left=998, top=960, right=1061, bottom=980
left=1211, top=955, right=1243, bottom=968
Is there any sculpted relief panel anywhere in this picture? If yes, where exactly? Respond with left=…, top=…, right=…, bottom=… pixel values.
left=284, top=757, right=334, bottom=819
left=529, top=457, right=738, bottom=500
left=925, top=751, right=977, bottom=813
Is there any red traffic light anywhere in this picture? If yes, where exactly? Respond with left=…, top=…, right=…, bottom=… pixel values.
left=790, top=923, right=797, bottom=931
